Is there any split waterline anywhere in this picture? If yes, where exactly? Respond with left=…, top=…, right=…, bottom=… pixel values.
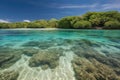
left=0, top=29, right=120, bottom=80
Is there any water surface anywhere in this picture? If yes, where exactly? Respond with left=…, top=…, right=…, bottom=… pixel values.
left=0, top=29, right=120, bottom=80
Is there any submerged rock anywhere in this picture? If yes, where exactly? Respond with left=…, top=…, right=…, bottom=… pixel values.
left=71, top=40, right=120, bottom=79
left=0, top=47, right=12, bottom=53
left=101, top=50, right=109, bottom=54
left=22, top=41, right=55, bottom=49
left=113, top=45, right=120, bottom=49
left=0, top=54, right=14, bottom=68
left=72, top=57, right=120, bottom=80
left=0, top=71, right=19, bottom=80
left=71, top=41, right=120, bottom=68
left=77, top=39, right=102, bottom=48
left=22, top=41, right=40, bottom=47
left=0, top=47, right=22, bottom=69
left=62, top=39, right=75, bottom=46
left=22, top=48, right=39, bottom=56
left=71, top=42, right=99, bottom=58
left=114, top=69, right=120, bottom=75
left=38, top=42, right=54, bottom=49
left=29, top=48, right=63, bottom=70
left=109, top=38, right=120, bottom=43
left=107, top=53, right=120, bottom=61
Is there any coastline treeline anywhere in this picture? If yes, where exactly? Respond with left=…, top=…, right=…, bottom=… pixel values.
left=0, top=11, right=120, bottom=29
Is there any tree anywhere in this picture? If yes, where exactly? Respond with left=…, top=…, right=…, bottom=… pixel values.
left=0, top=23, right=12, bottom=28
left=0, top=11, right=120, bottom=29
left=58, top=18, right=72, bottom=28
left=89, top=13, right=101, bottom=27
left=27, top=22, right=41, bottom=28
left=0, top=23, right=8, bottom=28
left=48, top=18, right=58, bottom=28
left=73, top=21, right=92, bottom=29
left=33, top=20, right=49, bottom=28
left=104, top=21, right=120, bottom=29
left=83, top=11, right=120, bottom=27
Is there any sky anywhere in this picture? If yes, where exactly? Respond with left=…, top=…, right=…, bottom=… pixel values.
left=0, top=0, right=120, bottom=22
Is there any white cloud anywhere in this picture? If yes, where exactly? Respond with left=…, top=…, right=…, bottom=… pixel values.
left=0, top=19, right=10, bottom=23
left=102, top=3, right=120, bottom=10
left=58, top=1, right=120, bottom=11
left=23, top=20, right=31, bottom=22
left=59, top=4, right=98, bottom=9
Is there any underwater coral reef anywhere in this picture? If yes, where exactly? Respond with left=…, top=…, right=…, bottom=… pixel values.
left=0, top=30, right=120, bottom=80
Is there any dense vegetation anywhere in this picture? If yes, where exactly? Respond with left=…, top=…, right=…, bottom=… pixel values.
left=0, top=11, right=120, bottom=29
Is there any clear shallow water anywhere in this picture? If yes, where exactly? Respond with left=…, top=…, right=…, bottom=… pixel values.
left=0, top=30, right=120, bottom=47
left=0, top=29, right=120, bottom=80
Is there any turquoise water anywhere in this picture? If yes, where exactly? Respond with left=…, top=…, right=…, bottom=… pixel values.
left=0, top=30, right=120, bottom=47
left=0, top=29, right=120, bottom=80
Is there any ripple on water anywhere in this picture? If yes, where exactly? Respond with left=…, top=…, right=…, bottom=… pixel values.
left=0, top=30, right=120, bottom=80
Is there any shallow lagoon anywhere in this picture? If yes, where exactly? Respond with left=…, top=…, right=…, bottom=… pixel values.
left=0, top=29, right=120, bottom=80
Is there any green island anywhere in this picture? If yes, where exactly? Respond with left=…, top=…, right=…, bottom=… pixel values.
left=0, top=11, right=120, bottom=29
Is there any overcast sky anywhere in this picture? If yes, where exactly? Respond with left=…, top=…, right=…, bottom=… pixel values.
left=0, top=0, right=120, bottom=22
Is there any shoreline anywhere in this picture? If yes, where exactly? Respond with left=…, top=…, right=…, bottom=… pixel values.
left=0, top=28, right=120, bottom=31
left=0, top=28, right=59, bottom=30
